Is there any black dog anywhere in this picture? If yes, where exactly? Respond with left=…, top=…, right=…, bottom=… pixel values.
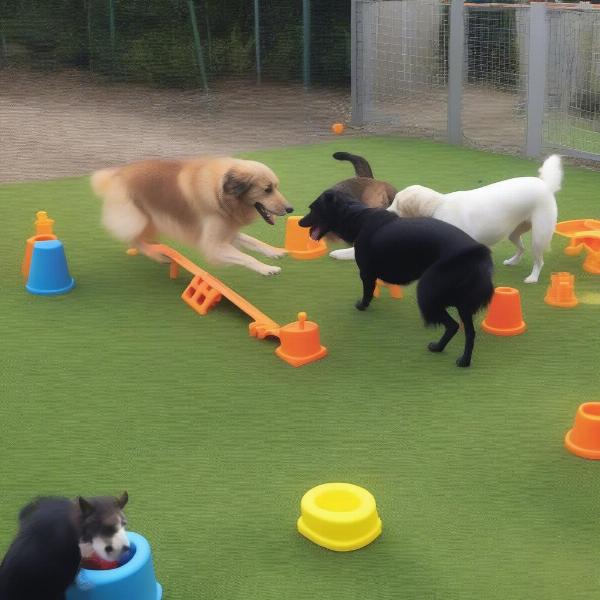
left=0, top=493, right=129, bottom=600
left=299, top=190, right=494, bottom=367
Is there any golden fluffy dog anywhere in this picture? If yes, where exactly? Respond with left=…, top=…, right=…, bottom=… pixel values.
left=91, top=157, right=293, bottom=276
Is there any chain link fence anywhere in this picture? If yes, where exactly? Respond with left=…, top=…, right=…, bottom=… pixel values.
left=353, top=0, right=600, bottom=162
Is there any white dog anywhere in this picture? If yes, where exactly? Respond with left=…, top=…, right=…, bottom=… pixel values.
left=330, top=155, right=562, bottom=283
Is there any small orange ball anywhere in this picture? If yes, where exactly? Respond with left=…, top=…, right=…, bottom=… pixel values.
left=331, top=123, right=345, bottom=135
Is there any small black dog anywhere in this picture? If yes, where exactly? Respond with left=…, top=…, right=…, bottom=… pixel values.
left=299, top=190, right=494, bottom=367
left=0, top=493, right=129, bottom=600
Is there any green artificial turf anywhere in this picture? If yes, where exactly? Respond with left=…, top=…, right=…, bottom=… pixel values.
left=1, top=137, right=599, bottom=600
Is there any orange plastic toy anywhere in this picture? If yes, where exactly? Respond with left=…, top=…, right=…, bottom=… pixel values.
left=373, top=279, right=403, bottom=299
left=481, top=287, right=526, bottom=336
left=22, top=211, right=58, bottom=278
left=331, top=123, right=345, bottom=135
left=141, top=243, right=327, bottom=367
left=284, top=216, right=328, bottom=260
left=555, top=219, right=600, bottom=274
left=544, top=272, right=578, bottom=308
left=275, top=312, right=328, bottom=367
left=565, top=402, right=600, bottom=460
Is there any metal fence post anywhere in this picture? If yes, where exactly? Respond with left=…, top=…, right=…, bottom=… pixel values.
left=254, top=0, right=261, bottom=84
left=351, top=0, right=371, bottom=126
left=303, top=0, right=311, bottom=88
left=448, top=0, right=464, bottom=145
left=526, top=2, right=547, bottom=158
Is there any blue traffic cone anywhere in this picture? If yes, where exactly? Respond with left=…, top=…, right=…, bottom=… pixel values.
left=26, top=240, right=75, bottom=296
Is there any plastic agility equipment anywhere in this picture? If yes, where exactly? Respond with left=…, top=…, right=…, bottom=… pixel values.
left=373, top=279, right=403, bottom=299
left=284, top=216, right=328, bottom=260
left=565, top=402, right=600, bottom=460
left=545, top=272, right=578, bottom=308
left=26, top=240, right=75, bottom=296
left=555, top=219, right=600, bottom=274
left=297, top=483, right=382, bottom=552
left=331, top=123, right=345, bottom=135
left=481, top=287, right=526, bottom=336
left=275, top=312, right=327, bottom=367
left=67, top=532, right=162, bottom=600
left=22, top=211, right=58, bottom=278
left=144, top=244, right=328, bottom=367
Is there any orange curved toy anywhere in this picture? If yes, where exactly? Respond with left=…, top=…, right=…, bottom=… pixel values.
left=545, top=272, right=578, bottom=308
left=331, top=123, right=345, bottom=135
left=284, top=216, right=328, bottom=260
left=555, top=219, right=600, bottom=273
left=565, top=402, right=600, bottom=460
left=275, top=312, right=328, bottom=367
left=374, top=279, right=403, bottom=299
left=143, top=244, right=327, bottom=367
left=22, top=211, right=58, bottom=278
left=481, top=287, right=526, bottom=336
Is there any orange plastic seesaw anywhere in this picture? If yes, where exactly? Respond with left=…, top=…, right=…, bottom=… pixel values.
left=144, top=243, right=328, bottom=368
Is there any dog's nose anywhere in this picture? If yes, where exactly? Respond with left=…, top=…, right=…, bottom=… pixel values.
left=285, top=206, right=294, bottom=214
left=105, top=545, right=113, bottom=554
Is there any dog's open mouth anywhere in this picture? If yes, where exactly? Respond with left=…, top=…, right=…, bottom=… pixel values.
left=254, top=202, right=275, bottom=225
left=309, top=226, right=323, bottom=241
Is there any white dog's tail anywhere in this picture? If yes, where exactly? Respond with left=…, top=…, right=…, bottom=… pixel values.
left=538, top=155, right=562, bottom=194
left=90, top=167, right=118, bottom=198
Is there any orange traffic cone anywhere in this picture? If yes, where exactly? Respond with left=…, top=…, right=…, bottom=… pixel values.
left=284, top=216, right=328, bottom=260
left=373, top=279, right=403, bottom=299
left=583, top=250, right=600, bottom=274
left=565, top=402, right=600, bottom=460
left=22, top=211, right=58, bottom=278
left=275, top=312, right=328, bottom=367
left=481, top=287, right=526, bottom=336
left=545, top=272, right=578, bottom=308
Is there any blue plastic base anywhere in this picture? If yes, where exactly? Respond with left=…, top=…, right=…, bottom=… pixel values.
left=26, top=277, right=75, bottom=296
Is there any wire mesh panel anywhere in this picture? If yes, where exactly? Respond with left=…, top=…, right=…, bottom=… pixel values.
left=544, top=6, right=600, bottom=158
left=462, top=3, right=529, bottom=154
left=362, top=0, right=449, bottom=140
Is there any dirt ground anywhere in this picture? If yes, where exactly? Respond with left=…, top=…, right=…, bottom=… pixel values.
left=0, top=69, right=354, bottom=183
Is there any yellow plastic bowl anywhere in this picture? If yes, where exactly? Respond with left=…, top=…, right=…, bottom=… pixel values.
left=297, top=483, right=382, bottom=552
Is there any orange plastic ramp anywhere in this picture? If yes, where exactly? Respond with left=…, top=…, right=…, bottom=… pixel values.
left=148, top=243, right=281, bottom=339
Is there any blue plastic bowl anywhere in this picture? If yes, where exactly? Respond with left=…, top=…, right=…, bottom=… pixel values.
left=66, top=532, right=162, bottom=600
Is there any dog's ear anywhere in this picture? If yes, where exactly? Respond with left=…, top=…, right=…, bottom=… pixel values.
left=78, top=497, right=95, bottom=518
left=116, top=491, right=129, bottom=509
left=223, top=169, right=253, bottom=197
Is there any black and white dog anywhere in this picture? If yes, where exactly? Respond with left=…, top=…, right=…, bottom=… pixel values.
left=299, top=190, right=494, bottom=367
left=0, top=492, right=129, bottom=600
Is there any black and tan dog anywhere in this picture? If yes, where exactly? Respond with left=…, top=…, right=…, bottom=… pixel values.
left=0, top=493, right=129, bottom=600
left=299, top=190, right=494, bottom=367
left=328, top=152, right=397, bottom=260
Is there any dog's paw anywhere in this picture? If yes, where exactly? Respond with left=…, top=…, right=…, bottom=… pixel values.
left=330, top=248, right=355, bottom=261
left=355, top=300, right=369, bottom=311
left=259, top=265, right=282, bottom=276
left=428, top=342, right=444, bottom=353
left=264, top=246, right=287, bottom=259
left=503, top=257, right=519, bottom=266
left=456, top=356, right=471, bottom=368
left=523, top=274, right=538, bottom=284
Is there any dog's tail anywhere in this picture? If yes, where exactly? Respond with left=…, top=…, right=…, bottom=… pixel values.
left=90, top=167, right=119, bottom=198
left=416, top=245, right=494, bottom=326
left=538, top=154, right=563, bottom=194
left=333, top=152, right=374, bottom=178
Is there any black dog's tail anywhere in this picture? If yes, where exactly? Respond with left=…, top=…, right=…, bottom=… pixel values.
left=416, top=245, right=494, bottom=325
left=333, top=152, right=375, bottom=178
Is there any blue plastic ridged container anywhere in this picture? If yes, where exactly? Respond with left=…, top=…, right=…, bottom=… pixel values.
left=26, top=239, right=75, bottom=296
left=66, top=532, right=162, bottom=600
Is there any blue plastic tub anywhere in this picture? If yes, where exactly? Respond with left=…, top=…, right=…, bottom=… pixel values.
left=66, top=532, right=162, bottom=600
